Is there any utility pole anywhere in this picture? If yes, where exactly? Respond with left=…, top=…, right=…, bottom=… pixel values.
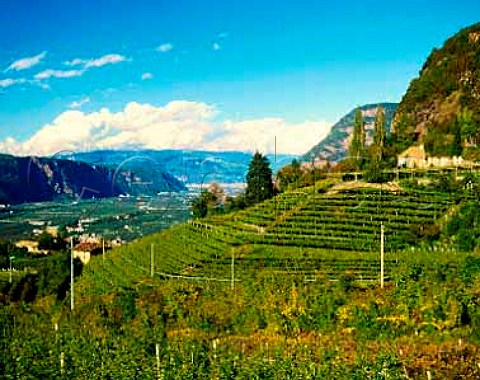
left=70, top=238, right=74, bottom=311
left=231, top=248, right=235, bottom=291
left=102, top=238, right=105, bottom=261
left=380, top=223, right=384, bottom=289
left=9, top=255, right=13, bottom=284
left=314, top=160, right=317, bottom=236
left=155, top=343, right=161, bottom=380
left=274, top=136, right=277, bottom=163
left=151, top=243, right=155, bottom=278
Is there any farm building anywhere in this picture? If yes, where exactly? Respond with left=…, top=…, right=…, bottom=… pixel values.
left=397, top=144, right=466, bottom=169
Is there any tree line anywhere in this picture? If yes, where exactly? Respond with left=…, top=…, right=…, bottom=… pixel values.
left=191, top=151, right=275, bottom=218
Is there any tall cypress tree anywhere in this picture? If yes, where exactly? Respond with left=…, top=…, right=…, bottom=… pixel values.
left=245, top=152, right=274, bottom=206
left=373, top=106, right=386, bottom=148
left=348, top=108, right=366, bottom=166
left=371, top=105, right=386, bottom=162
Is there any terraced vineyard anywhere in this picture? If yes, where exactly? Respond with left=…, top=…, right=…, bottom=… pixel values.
left=262, top=188, right=453, bottom=251
left=77, top=183, right=455, bottom=297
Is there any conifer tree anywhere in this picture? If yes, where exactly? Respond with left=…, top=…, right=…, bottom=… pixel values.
left=245, top=152, right=274, bottom=205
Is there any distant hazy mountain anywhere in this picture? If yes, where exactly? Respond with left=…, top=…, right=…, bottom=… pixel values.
left=68, top=150, right=295, bottom=187
left=301, top=103, right=398, bottom=163
left=0, top=153, right=185, bottom=205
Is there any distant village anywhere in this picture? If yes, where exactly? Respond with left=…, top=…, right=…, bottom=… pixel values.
left=14, top=222, right=124, bottom=265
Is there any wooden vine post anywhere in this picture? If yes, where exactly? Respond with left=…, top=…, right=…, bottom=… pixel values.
left=380, top=223, right=384, bottom=289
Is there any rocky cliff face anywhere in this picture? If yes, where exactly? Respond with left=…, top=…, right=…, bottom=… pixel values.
left=301, top=103, right=398, bottom=163
left=392, top=22, right=480, bottom=157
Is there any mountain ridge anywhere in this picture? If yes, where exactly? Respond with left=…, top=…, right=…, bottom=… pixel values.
left=0, top=153, right=185, bottom=205
left=66, top=149, right=295, bottom=186
left=301, top=102, right=398, bottom=163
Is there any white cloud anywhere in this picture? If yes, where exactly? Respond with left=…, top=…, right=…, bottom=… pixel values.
left=156, top=43, right=173, bottom=53
left=64, top=58, right=86, bottom=66
left=36, top=53, right=127, bottom=82
left=65, top=54, right=127, bottom=68
left=5, top=51, right=47, bottom=72
left=0, top=101, right=331, bottom=156
left=0, top=78, right=26, bottom=88
left=69, top=96, right=90, bottom=109
left=203, top=118, right=331, bottom=155
left=34, top=69, right=84, bottom=80
left=212, top=33, right=228, bottom=52
left=33, top=81, right=51, bottom=90
left=141, top=72, right=153, bottom=80
left=84, top=54, right=127, bottom=68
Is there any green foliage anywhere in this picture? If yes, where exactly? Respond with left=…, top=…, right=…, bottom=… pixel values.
left=394, top=23, right=480, bottom=155
left=389, top=114, right=416, bottom=154
left=363, top=161, right=389, bottom=183
left=348, top=108, right=366, bottom=167
left=335, top=157, right=361, bottom=173
left=9, top=273, right=38, bottom=302
left=424, top=117, right=463, bottom=157
left=370, top=105, right=387, bottom=165
left=191, top=184, right=238, bottom=218
left=0, top=242, right=27, bottom=269
left=245, top=152, right=274, bottom=206
left=277, top=159, right=331, bottom=192
left=0, top=252, right=83, bottom=303
left=430, top=173, right=461, bottom=193
left=276, top=159, right=302, bottom=192
left=191, top=190, right=209, bottom=219
left=4, top=250, right=480, bottom=378
left=224, top=194, right=247, bottom=213
left=6, top=178, right=480, bottom=377
left=459, top=256, right=480, bottom=282
left=446, top=200, right=480, bottom=251
left=37, top=231, right=67, bottom=251
left=36, top=252, right=83, bottom=300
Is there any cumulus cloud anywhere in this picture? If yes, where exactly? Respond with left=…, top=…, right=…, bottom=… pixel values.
left=203, top=118, right=331, bottom=155
left=156, top=43, right=173, bottom=53
left=0, top=78, right=26, bottom=88
left=141, top=72, right=153, bottom=80
left=69, top=96, right=90, bottom=109
left=0, top=101, right=331, bottom=156
left=5, top=51, right=47, bottom=72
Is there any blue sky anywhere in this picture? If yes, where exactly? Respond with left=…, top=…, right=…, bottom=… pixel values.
left=0, top=0, right=479, bottom=155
